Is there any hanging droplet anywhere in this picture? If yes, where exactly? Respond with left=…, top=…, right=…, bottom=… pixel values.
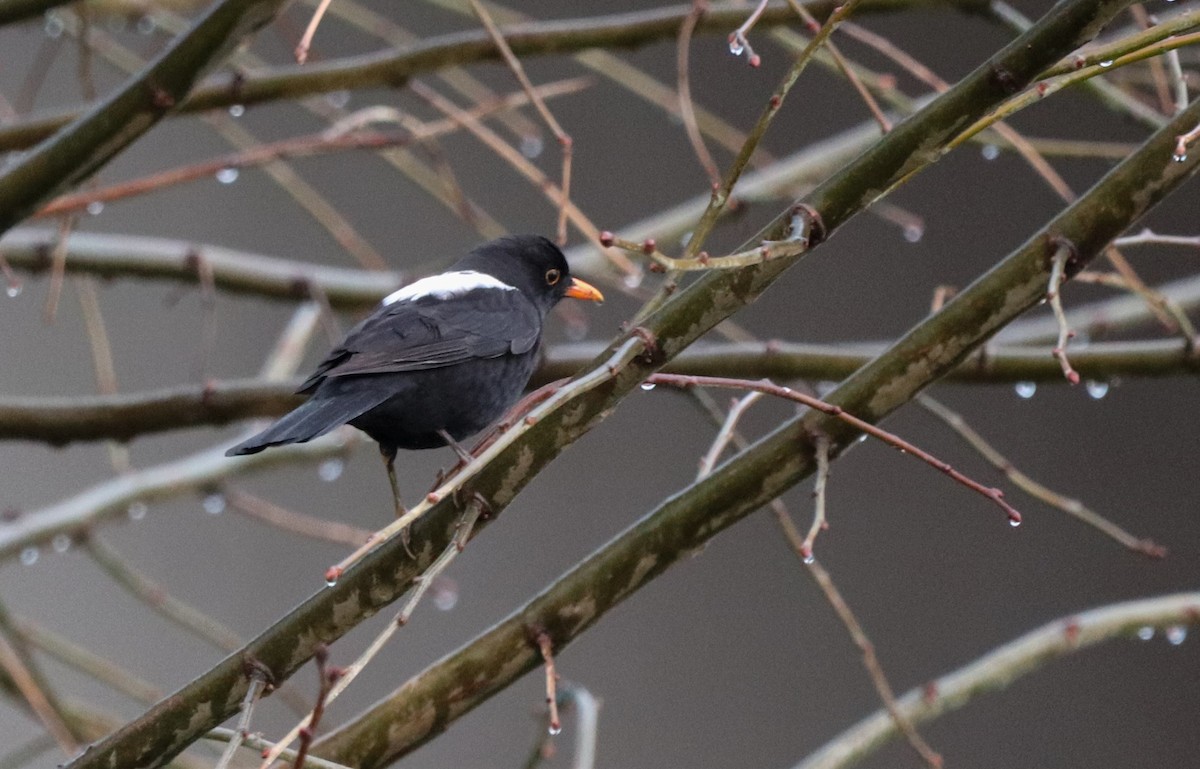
left=135, top=15, right=156, bottom=35
left=1136, top=626, right=1154, bottom=641
left=228, top=104, right=245, bottom=118
left=1014, top=381, right=1037, bottom=399
left=802, top=553, right=815, bottom=565
left=86, top=201, right=104, bottom=216
left=202, top=493, right=226, bottom=515
left=1084, top=380, right=1109, bottom=400
left=1098, top=60, right=1113, bottom=68
left=51, top=533, right=72, bottom=553
left=1009, top=517, right=1021, bottom=527
left=127, top=502, right=148, bottom=521
left=640, top=382, right=656, bottom=391
left=548, top=723, right=562, bottom=736
left=326, top=90, right=351, bottom=110
left=20, top=546, right=39, bottom=565
left=623, top=271, right=644, bottom=289
left=980, top=144, right=1000, bottom=161
left=43, top=13, right=64, bottom=38
left=520, top=135, right=544, bottom=159
left=1166, top=625, right=1187, bottom=645
left=903, top=224, right=924, bottom=243
left=318, top=458, right=344, bottom=482
left=432, top=576, right=459, bottom=611
left=215, top=167, right=239, bottom=184
left=728, top=35, right=745, bottom=56
left=6, top=283, right=22, bottom=298
left=1172, top=152, right=1188, bottom=163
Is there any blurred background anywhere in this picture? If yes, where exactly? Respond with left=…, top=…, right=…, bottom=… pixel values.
left=0, top=1, right=1197, bottom=767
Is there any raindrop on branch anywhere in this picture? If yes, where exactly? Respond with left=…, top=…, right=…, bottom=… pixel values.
left=215, top=167, right=239, bottom=184
left=86, top=201, right=104, bottom=216
left=20, top=547, right=39, bottom=566
left=980, top=144, right=1000, bottom=161
left=135, top=15, right=157, bottom=35
left=127, top=502, right=148, bottom=521
left=1166, top=626, right=1188, bottom=645
left=228, top=104, right=245, bottom=118
left=1014, top=381, right=1037, bottom=399
left=520, top=135, right=544, bottom=159
left=903, top=224, right=924, bottom=243
left=1084, top=380, right=1109, bottom=400
left=51, top=533, right=72, bottom=553
left=640, top=382, right=656, bottom=391
left=1136, top=626, right=1155, bottom=641
left=6, top=283, right=22, bottom=298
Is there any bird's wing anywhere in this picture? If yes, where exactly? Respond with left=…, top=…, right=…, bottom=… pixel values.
left=298, top=288, right=541, bottom=391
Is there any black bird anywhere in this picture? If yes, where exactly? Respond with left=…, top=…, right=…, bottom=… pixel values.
left=226, top=235, right=603, bottom=512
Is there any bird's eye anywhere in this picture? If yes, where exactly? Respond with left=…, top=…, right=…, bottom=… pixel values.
left=545, top=268, right=562, bottom=286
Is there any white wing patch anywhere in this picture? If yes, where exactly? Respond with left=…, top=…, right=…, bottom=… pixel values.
left=383, top=270, right=516, bottom=305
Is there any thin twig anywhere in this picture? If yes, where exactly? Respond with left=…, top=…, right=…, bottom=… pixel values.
left=226, top=487, right=373, bottom=548
left=295, top=0, right=334, bottom=64
left=0, top=633, right=78, bottom=754
left=801, top=434, right=830, bottom=560
left=917, top=395, right=1165, bottom=557
left=1047, top=241, right=1080, bottom=385
left=678, top=0, right=722, bottom=186
left=468, top=0, right=574, bottom=243
left=650, top=373, right=1023, bottom=525
left=214, top=671, right=268, bottom=769
left=262, top=497, right=486, bottom=769
left=537, top=632, right=561, bottom=736
left=696, top=391, right=763, bottom=479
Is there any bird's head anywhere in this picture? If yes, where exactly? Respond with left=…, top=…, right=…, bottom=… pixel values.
left=460, top=235, right=603, bottom=314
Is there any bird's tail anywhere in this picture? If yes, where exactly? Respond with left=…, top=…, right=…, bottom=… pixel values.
left=224, top=390, right=385, bottom=456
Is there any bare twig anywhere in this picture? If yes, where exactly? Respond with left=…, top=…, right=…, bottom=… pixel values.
left=214, top=670, right=268, bottom=769
left=295, top=0, right=333, bottom=63
left=1047, top=241, right=1081, bottom=385
left=696, top=391, right=763, bottom=479
left=801, top=434, right=830, bottom=560
left=537, top=632, right=561, bottom=736
left=678, top=0, right=722, bottom=186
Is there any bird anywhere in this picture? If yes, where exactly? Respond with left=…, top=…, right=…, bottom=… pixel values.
left=225, top=234, right=603, bottom=514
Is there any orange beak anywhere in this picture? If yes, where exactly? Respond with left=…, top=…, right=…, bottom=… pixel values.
left=564, top=277, right=604, bottom=303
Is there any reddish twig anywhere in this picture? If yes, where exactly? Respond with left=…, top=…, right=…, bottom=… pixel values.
left=678, top=0, right=722, bottom=186
left=292, top=645, right=343, bottom=769
left=800, top=433, right=831, bottom=560
left=536, top=632, right=562, bottom=736
left=728, top=0, right=766, bottom=67
left=295, top=0, right=334, bottom=64
left=649, top=373, right=1023, bottom=525
left=1047, top=240, right=1080, bottom=385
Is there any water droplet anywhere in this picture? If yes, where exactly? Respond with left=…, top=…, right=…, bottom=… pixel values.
left=1084, top=380, right=1109, bottom=400
left=135, top=15, right=156, bottom=35
left=20, top=546, right=39, bottom=565
left=1098, top=60, right=1113, bottom=68
left=6, top=283, right=22, bottom=298
left=215, top=167, right=239, bottom=184
left=903, top=224, right=924, bottom=243
left=86, top=201, right=104, bottom=216
left=202, top=493, right=226, bottom=515
left=318, top=458, right=344, bottom=482
left=623, top=271, right=643, bottom=289
left=519, top=134, right=544, bottom=159
left=855, top=434, right=868, bottom=444
left=1136, top=625, right=1154, bottom=641
left=640, top=382, right=656, bottom=391
left=1014, top=381, right=1037, bottom=399
left=51, top=533, right=71, bottom=553
left=548, top=723, right=562, bottom=736
left=432, top=577, right=459, bottom=611
left=326, top=90, right=351, bottom=110
left=679, top=231, right=694, bottom=248
left=728, top=36, right=745, bottom=56
left=980, top=143, right=1000, bottom=161
left=127, top=502, right=148, bottom=520
left=802, top=553, right=815, bottom=564
left=1009, top=517, right=1021, bottom=527
left=325, top=576, right=338, bottom=587
left=44, top=13, right=64, bottom=38
left=228, top=104, right=245, bottom=118
left=1172, top=152, right=1187, bottom=163
left=1166, top=625, right=1187, bottom=645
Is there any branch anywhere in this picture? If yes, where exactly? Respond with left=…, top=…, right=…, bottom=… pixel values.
left=0, top=0, right=987, bottom=152
left=62, top=5, right=1154, bottom=765
left=309, top=89, right=1200, bottom=768
left=3, top=337, right=1196, bottom=445
left=0, top=0, right=288, bottom=235
left=793, top=593, right=1200, bottom=769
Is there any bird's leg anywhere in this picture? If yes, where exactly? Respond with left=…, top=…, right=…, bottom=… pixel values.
left=438, top=429, right=476, bottom=466
left=379, top=444, right=408, bottom=517
left=379, top=444, right=418, bottom=558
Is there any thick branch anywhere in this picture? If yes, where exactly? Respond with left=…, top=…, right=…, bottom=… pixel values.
left=793, top=593, right=1200, bottom=769
left=0, top=0, right=984, bottom=151
left=1, top=337, right=1196, bottom=444
left=311, top=95, right=1200, bottom=767
left=62, top=5, right=1147, bottom=766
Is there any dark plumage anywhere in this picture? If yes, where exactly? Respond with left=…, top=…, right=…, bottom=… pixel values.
left=225, top=235, right=602, bottom=511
